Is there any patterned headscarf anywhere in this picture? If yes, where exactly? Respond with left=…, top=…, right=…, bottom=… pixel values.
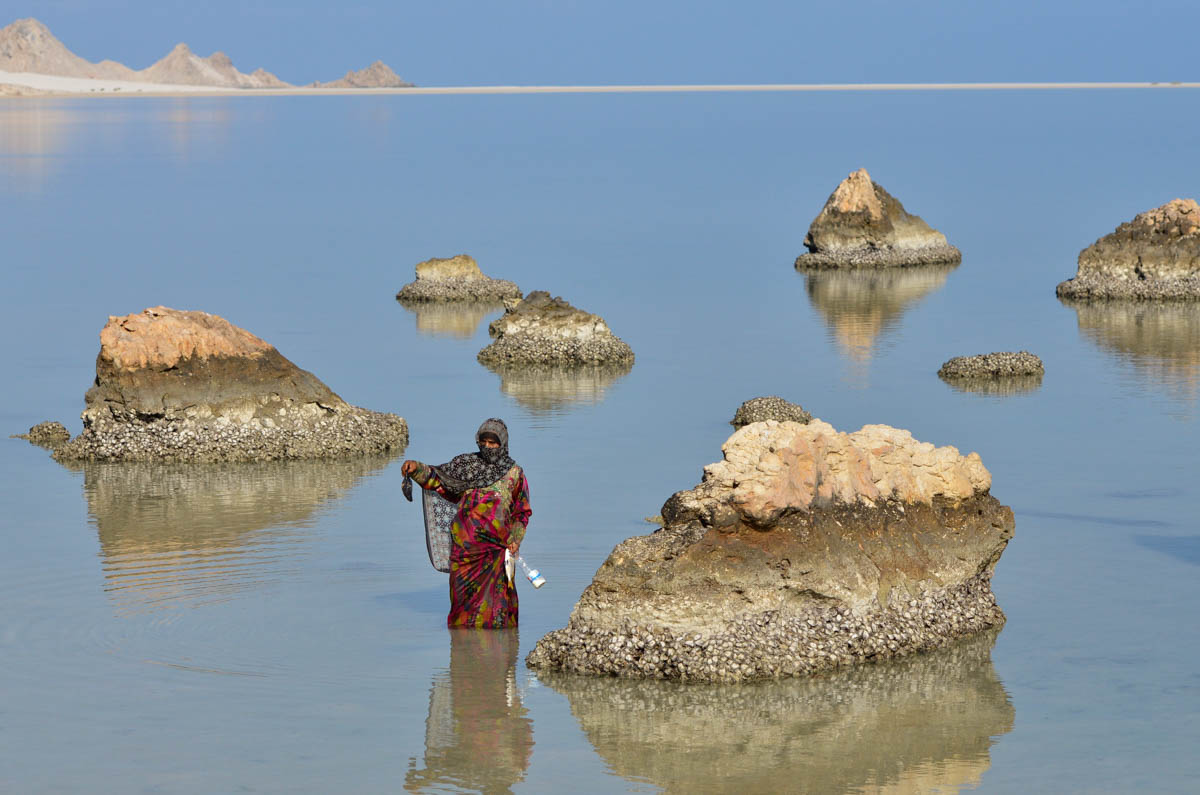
left=433, top=418, right=517, bottom=494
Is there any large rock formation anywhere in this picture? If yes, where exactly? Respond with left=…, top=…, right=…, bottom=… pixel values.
left=730, top=396, right=812, bottom=428
left=527, top=419, right=1013, bottom=682
left=139, top=43, right=289, bottom=88
left=311, top=61, right=413, bottom=88
left=0, top=18, right=134, bottom=80
left=1, top=20, right=419, bottom=92
left=54, top=307, right=407, bottom=462
left=395, top=254, right=522, bottom=303
left=1057, top=199, right=1200, bottom=300
left=0, top=19, right=288, bottom=87
left=535, top=630, right=1012, bottom=793
left=478, top=292, right=635, bottom=366
left=795, top=169, right=961, bottom=269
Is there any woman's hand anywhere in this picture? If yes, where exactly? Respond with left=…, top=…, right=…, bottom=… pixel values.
left=401, top=460, right=419, bottom=477
left=507, top=541, right=520, bottom=555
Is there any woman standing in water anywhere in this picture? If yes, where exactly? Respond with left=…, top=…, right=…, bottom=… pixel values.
left=401, top=418, right=531, bottom=628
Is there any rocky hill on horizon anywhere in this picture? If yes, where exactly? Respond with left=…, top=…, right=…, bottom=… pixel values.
left=309, top=60, right=414, bottom=89
left=0, top=18, right=412, bottom=89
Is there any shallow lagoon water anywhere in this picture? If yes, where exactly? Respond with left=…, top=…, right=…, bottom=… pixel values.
left=1, top=91, right=1199, bottom=792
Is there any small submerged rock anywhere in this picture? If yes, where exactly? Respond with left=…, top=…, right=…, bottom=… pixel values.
left=12, top=420, right=71, bottom=448
left=795, top=168, right=961, bottom=269
left=54, top=306, right=408, bottom=463
left=396, top=254, right=522, bottom=302
left=730, top=396, right=812, bottom=428
left=1057, top=199, right=1200, bottom=300
left=527, top=418, right=1013, bottom=682
left=938, top=351, right=1044, bottom=379
left=477, top=291, right=635, bottom=366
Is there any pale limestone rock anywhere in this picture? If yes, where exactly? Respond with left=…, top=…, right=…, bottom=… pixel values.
left=396, top=254, right=522, bottom=302
left=527, top=419, right=1011, bottom=682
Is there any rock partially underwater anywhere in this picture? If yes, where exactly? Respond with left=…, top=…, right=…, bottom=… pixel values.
left=395, top=254, right=522, bottom=303
left=527, top=419, right=1013, bottom=682
left=1057, top=199, right=1200, bottom=300
left=477, top=291, right=634, bottom=366
left=730, top=396, right=812, bottom=428
left=938, top=352, right=1044, bottom=395
left=12, top=420, right=71, bottom=448
left=54, top=306, right=408, bottom=462
left=795, top=169, right=961, bottom=269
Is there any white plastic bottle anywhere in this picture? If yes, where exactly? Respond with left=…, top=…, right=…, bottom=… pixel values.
left=516, top=555, right=546, bottom=588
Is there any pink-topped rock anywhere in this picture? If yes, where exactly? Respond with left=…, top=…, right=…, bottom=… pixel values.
left=54, top=307, right=407, bottom=462
left=795, top=169, right=961, bottom=269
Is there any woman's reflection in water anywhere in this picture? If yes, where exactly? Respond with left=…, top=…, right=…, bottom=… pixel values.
left=405, top=629, right=532, bottom=794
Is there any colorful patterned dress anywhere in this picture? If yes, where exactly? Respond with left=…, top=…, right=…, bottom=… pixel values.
left=411, top=462, right=531, bottom=628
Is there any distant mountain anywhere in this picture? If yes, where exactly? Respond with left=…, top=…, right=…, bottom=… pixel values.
left=0, top=18, right=412, bottom=89
left=310, top=60, right=414, bottom=89
left=139, top=43, right=288, bottom=88
left=0, top=18, right=134, bottom=80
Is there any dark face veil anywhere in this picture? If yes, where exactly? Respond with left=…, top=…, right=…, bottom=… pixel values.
left=432, top=418, right=517, bottom=495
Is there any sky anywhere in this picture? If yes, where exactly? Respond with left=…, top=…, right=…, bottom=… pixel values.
left=5, top=1, right=1200, bottom=86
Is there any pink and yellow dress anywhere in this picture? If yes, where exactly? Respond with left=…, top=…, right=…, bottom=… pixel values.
left=411, top=462, right=531, bottom=628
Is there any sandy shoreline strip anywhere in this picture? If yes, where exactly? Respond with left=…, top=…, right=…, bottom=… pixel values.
left=2, top=71, right=1199, bottom=98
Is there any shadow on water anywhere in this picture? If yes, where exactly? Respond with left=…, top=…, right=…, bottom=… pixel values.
left=406, top=629, right=532, bottom=794
left=1060, top=298, right=1200, bottom=403
left=396, top=299, right=507, bottom=339
left=1135, top=535, right=1200, bottom=566
left=535, top=630, right=1012, bottom=794
left=62, top=454, right=398, bottom=612
left=799, top=264, right=958, bottom=379
left=480, top=361, right=634, bottom=416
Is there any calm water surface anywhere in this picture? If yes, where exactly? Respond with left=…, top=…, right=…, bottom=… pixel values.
left=2, top=91, right=1198, bottom=793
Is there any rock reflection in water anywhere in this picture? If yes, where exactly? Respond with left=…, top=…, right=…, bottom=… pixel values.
left=406, top=629, right=533, bottom=794
left=1063, top=299, right=1200, bottom=401
left=536, top=631, right=1012, bottom=794
left=940, top=374, right=1044, bottom=396
left=801, top=265, right=957, bottom=362
left=396, top=299, right=505, bottom=338
left=0, top=103, right=80, bottom=189
left=482, top=361, right=633, bottom=414
left=67, top=455, right=396, bottom=612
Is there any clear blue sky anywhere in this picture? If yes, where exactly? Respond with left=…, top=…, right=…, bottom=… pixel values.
left=8, top=0, right=1200, bottom=86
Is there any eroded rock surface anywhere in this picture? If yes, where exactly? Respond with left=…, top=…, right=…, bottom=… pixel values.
left=527, top=419, right=1012, bottom=681
left=730, top=396, right=812, bottom=428
left=478, top=291, right=634, bottom=366
left=12, top=420, right=71, bottom=448
left=795, top=169, right=961, bottom=269
left=54, top=307, right=408, bottom=462
left=396, top=254, right=522, bottom=302
left=1057, top=199, right=1200, bottom=300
